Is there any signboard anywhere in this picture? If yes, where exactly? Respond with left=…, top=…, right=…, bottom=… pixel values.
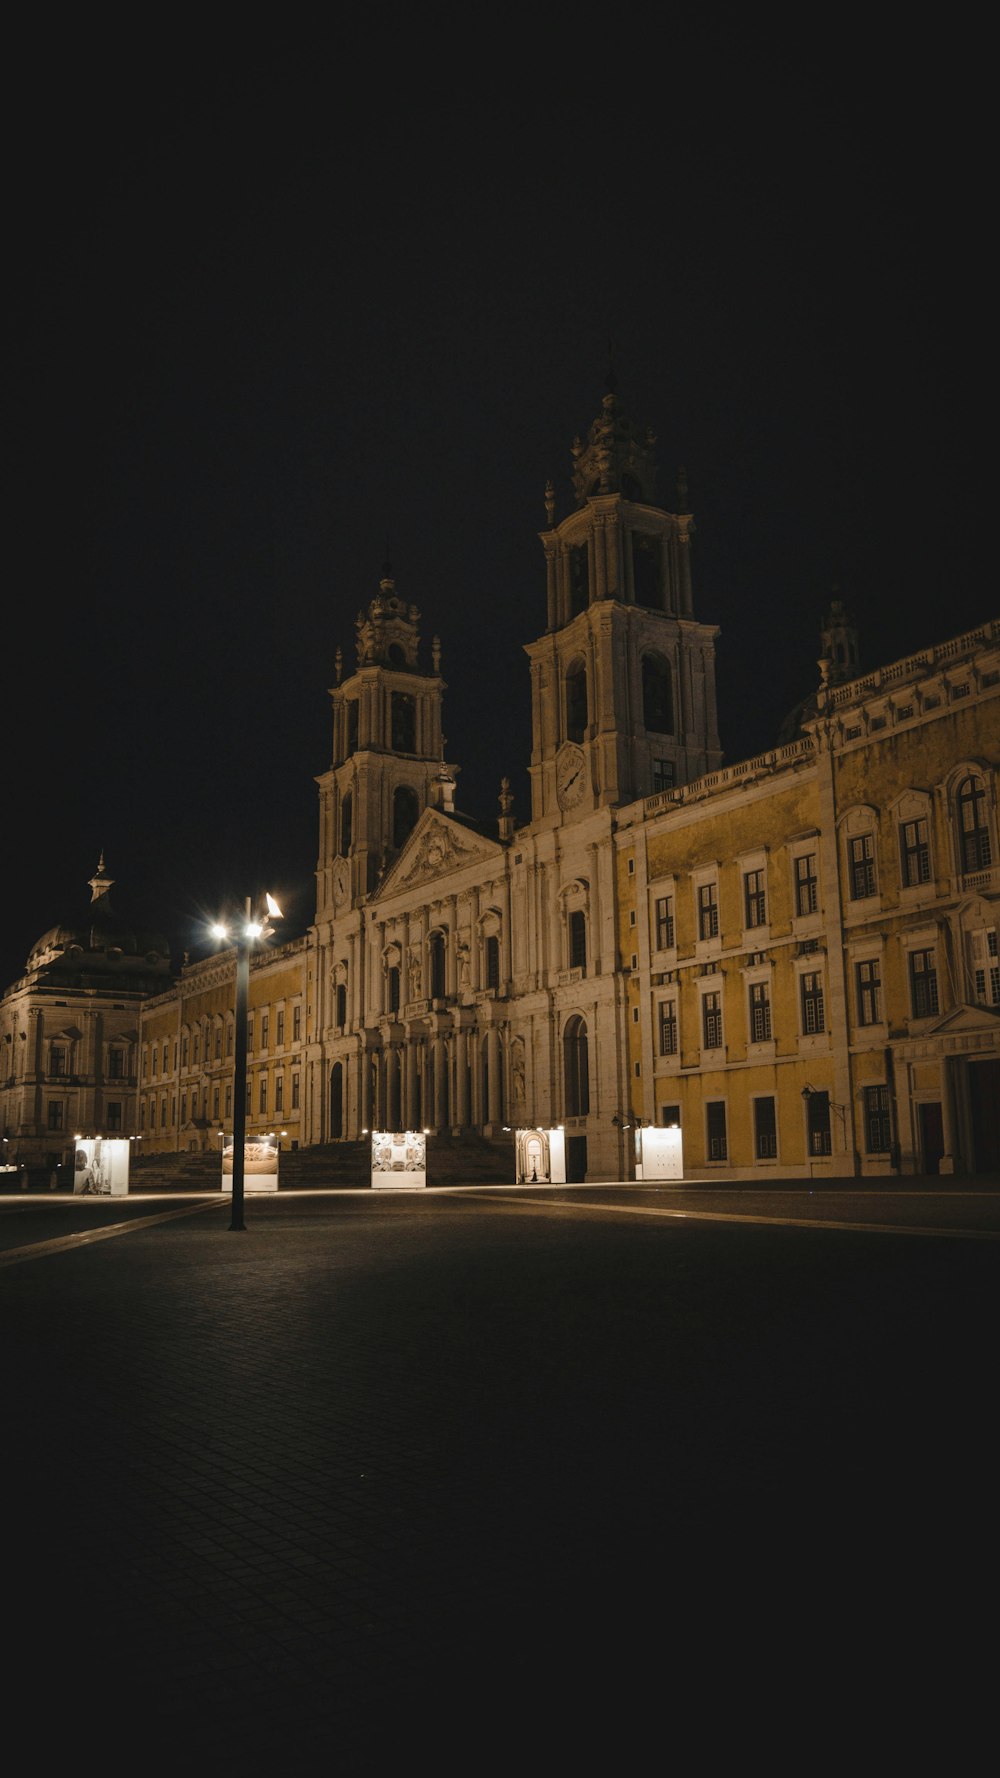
left=513, top=1127, right=566, bottom=1184
left=371, top=1130, right=427, bottom=1189
left=74, top=1136, right=130, bottom=1196
left=635, top=1125, right=684, bottom=1181
left=221, top=1133, right=280, bottom=1193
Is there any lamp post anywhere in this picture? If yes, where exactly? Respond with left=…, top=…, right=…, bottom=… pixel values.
left=211, top=893, right=282, bottom=1232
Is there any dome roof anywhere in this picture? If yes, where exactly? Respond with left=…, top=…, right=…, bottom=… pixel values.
left=25, top=857, right=173, bottom=985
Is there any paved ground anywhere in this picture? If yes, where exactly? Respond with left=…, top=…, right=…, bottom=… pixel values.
left=4, top=1179, right=997, bottom=1768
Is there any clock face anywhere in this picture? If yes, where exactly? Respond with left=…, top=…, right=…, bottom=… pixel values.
left=556, top=745, right=585, bottom=810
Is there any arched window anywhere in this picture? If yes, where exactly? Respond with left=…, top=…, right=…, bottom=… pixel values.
left=340, top=790, right=352, bottom=854
left=958, top=775, right=993, bottom=872
left=563, top=1015, right=590, bottom=1117
left=388, top=643, right=406, bottom=668
left=642, top=654, right=673, bottom=733
left=566, top=661, right=588, bottom=743
left=429, top=932, right=446, bottom=1000
left=393, top=785, right=420, bottom=848
left=392, top=692, right=416, bottom=752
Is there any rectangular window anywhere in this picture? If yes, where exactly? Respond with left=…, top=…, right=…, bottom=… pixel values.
left=569, top=911, right=587, bottom=969
left=215, top=1029, right=222, bottom=1060
left=277, top=1011, right=285, bottom=1046
left=661, top=1104, right=681, bottom=1128
left=261, top=1014, right=269, bottom=1050
left=698, top=883, right=719, bottom=940
left=259, top=1077, right=268, bottom=1113
left=754, top=1096, right=777, bottom=1159
left=247, top=1017, right=254, bottom=1052
left=900, top=817, right=931, bottom=887
left=659, top=1001, right=678, bottom=1056
left=654, top=895, right=674, bottom=950
left=702, top=990, right=723, bottom=1050
left=388, top=966, right=401, bottom=1012
left=291, top=1073, right=300, bottom=1110
left=706, top=1100, right=728, bottom=1160
left=795, top=853, right=818, bottom=916
left=801, top=971, right=825, bottom=1035
left=486, top=935, right=501, bottom=990
left=50, top=1046, right=65, bottom=1077
left=225, top=1084, right=233, bottom=1118
left=213, top=1087, right=220, bottom=1119
left=246, top=1079, right=252, bottom=1113
left=293, top=1007, right=301, bottom=1042
left=863, top=1084, right=892, bottom=1154
left=909, top=948, right=939, bottom=1019
left=275, top=1075, right=284, bottom=1113
left=108, top=1049, right=124, bottom=1080
left=806, top=1089, right=832, bottom=1156
left=181, top=1036, right=189, bottom=1067
left=749, top=981, right=772, bottom=1043
left=227, top=1024, right=234, bottom=1058
left=856, top=958, right=882, bottom=1026
left=849, top=834, right=877, bottom=900
left=180, top=1093, right=187, bottom=1124
left=47, top=1101, right=64, bottom=1131
left=160, top=1098, right=168, bottom=1129
left=107, top=1102, right=122, bottom=1132
left=744, top=869, right=766, bottom=928
left=652, top=758, right=675, bottom=792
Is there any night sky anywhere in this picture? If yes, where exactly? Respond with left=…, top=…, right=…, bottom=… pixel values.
left=5, top=22, right=990, bottom=992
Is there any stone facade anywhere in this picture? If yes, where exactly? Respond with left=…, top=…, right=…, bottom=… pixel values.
left=4, top=381, right=998, bottom=1181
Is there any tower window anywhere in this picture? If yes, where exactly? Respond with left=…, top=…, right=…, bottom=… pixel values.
left=642, top=655, right=673, bottom=735
left=568, top=910, right=587, bottom=970
left=346, top=701, right=359, bottom=755
left=486, top=935, right=501, bottom=990
left=632, top=534, right=663, bottom=609
left=341, top=791, right=353, bottom=854
left=565, top=662, right=588, bottom=744
left=391, top=692, right=416, bottom=753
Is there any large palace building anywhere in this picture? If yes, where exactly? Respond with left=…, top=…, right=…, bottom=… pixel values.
left=3, top=382, right=998, bottom=1181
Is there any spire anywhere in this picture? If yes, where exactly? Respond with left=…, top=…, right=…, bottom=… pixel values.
left=354, top=563, right=423, bottom=669
left=88, top=854, right=114, bottom=904
left=819, top=591, right=860, bottom=686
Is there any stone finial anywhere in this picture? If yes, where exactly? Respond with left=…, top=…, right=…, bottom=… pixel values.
left=432, top=635, right=441, bottom=673
left=334, top=646, right=343, bottom=686
left=544, top=479, right=556, bottom=525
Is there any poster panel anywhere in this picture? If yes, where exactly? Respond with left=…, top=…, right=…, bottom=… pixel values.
left=73, top=1136, right=130, bottom=1196
left=636, top=1126, right=684, bottom=1181
left=371, top=1130, right=427, bottom=1189
left=221, top=1133, right=280, bottom=1192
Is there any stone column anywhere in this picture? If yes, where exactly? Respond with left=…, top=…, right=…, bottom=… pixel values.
left=486, top=1026, right=502, bottom=1127
left=455, top=1024, right=470, bottom=1129
left=432, top=1035, right=448, bottom=1130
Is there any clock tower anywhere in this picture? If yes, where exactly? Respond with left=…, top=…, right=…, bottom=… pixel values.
left=525, top=382, right=722, bottom=822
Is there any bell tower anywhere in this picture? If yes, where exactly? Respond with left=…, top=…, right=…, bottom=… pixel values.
left=315, top=565, right=453, bottom=918
left=525, top=381, right=722, bottom=822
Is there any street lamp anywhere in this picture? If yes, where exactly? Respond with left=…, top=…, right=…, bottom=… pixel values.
left=210, top=893, right=282, bottom=1232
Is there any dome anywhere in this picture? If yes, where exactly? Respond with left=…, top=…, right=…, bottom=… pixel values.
left=25, top=856, right=173, bottom=985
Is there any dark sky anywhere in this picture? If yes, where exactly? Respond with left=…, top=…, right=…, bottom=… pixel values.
left=5, top=21, right=990, bottom=992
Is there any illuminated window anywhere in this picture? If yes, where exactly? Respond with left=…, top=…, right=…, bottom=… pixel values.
left=909, top=949, right=939, bottom=1019
left=698, top=883, right=719, bottom=940
left=795, top=853, right=818, bottom=915
left=654, top=895, right=674, bottom=949
left=801, top=971, right=825, bottom=1035
left=900, top=817, right=931, bottom=886
left=856, top=958, right=882, bottom=1026
left=849, top=833, right=877, bottom=900
left=744, top=869, right=766, bottom=928
left=864, top=1085, right=892, bottom=1153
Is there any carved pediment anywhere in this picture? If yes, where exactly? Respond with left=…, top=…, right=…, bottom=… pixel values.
left=926, top=1001, right=1000, bottom=1035
left=381, top=810, right=503, bottom=895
